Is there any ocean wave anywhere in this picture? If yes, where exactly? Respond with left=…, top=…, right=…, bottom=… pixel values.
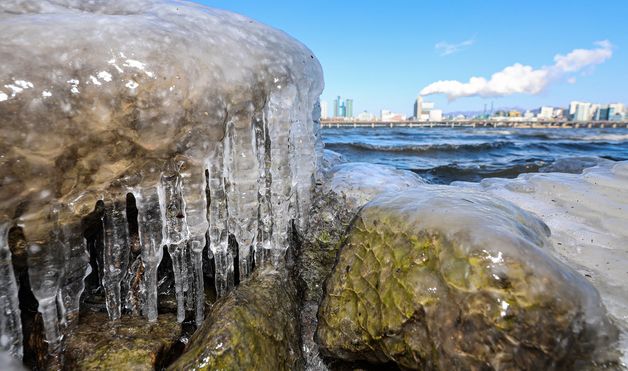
left=325, top=141, right=514, bottom=154
left=515, top=132, right=628, bottom=142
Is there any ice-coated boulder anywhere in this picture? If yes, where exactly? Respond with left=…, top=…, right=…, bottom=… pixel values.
left=298, top=162, right=425, bottom=368
left=316, top=187, right=618, bottom=370
left=168, top=268, right=302, bottom=370
left=0, top=0, right=323, bottom=362
left=455, top=160, right=628, bottom=364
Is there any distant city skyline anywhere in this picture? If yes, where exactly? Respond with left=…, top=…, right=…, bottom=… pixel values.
left=199, top=0, right=628, bottom=115
left=320, top=97, right=625, bottom=122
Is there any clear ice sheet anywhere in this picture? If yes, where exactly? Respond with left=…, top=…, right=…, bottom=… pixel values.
left=0, top=0, right=323, bottom=356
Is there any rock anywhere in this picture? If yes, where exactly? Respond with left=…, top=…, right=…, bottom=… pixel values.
left=63, top=312, right=182, bottom=370
left=298, top=162, right=425, bottom=369
left=297, top=186, right=354, bottom=371
left=316, top=186, right=618, bottom=370
left=454, top=160, right=628, bottom=363
left=169, top=268, right=302, bottom=370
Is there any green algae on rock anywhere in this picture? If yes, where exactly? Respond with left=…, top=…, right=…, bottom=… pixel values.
left=298, top=158, right=427, bottom=369
left=63, top=312, right=181, bottom=370
left=168, top=268, right=302, bottom=370
left=316, top=186, right=619, bottom=370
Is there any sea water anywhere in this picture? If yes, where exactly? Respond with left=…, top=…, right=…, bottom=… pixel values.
left=323, top=127, right=628, bottom=183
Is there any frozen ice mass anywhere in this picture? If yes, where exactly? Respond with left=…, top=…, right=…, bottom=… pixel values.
left=0, top=0, right=322, bottom=363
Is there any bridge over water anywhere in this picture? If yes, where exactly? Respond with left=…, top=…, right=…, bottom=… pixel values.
left=321, top=120, right=628, bottom=129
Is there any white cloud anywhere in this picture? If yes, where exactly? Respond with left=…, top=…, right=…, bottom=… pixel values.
left=552, top=40, right=612, bottom=72
left=421, top=40, right=613, bottom=100
left=435, top=37, right=476, bottom=56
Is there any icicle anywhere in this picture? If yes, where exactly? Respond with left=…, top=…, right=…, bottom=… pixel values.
left=26, top=206, right=65, bottom=354
left=180, top=162, right=209, bottom=325
left=161, top=164, right=189, bottom=323
left=102, top=198, right=130, bottom=320
left=290, top=88, right=317, bottom=232
left=224, top=113, right=260, bottom=281
left=267, top=86, right=297, bottom=265
left=312, top=99, right=324, bottom=177
left=57, top=218, right=90, bottom=327
left=254, top=111, right=273, bottom=268
left=168, top=241, right=186, bottom=322
left=0, top=223, right=23, bottom=359
left=135, top=187, right=165, bottom=322
left=56, top=201, right=91, bottom=328
left=207, top=144, right=234, bottom=297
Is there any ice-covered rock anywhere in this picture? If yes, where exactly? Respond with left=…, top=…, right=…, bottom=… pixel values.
left=0, top=0, right=323, bottom=363
left=169, top=268, right=302, bottom=370
left=455, top=160, right=628, bottom=364
left=323, top=162, right=426, bottom=210
left=316, top=187, right=618, bottom=370
left=298, top=162, right=425, bottom=369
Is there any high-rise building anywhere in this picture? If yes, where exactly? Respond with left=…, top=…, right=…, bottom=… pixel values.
left=608, top=103, right=625, bottom=121
left=320, top=100, right=328, bottom=119
left=594, top=105, right=609, bottom=121
left=345, top=99, right=353, bottom=118
left=538, top=106, right=554, bottom=119
left=333, top=96, right=340, bottom=118
left=571, top=101, right=593, bottom=121
left=414, top=95, right=436, bottom=121
left=414, top=95, right=423, bottom=119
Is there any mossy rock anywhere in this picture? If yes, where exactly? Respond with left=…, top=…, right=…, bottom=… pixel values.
left=316, top=187, right=618, bottom=370
left=63, top=312, right=181, bottom=370
left=169, top=268, right=302, bottom=370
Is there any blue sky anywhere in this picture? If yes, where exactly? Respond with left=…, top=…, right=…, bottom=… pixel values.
left=198, top=0, right=628, bottom=115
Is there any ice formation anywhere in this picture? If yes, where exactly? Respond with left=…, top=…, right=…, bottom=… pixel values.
left=323, top=162, right=426, bottom=209
left=0, top=225, right=22, bottom=358
left=317, top=186, right=618, bottom=369
left=0, top=0, right=322, bottom=360
left=454, top=161, right=628, bottom=363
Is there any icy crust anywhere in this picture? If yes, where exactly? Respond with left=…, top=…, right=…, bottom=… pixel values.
left=316, top=187, right=618, bottom=369
left=0, top=0, right=323, bottom=360
left=323, top=162, right=426, bottom=210
left=454, top=160, right=628, bottom=364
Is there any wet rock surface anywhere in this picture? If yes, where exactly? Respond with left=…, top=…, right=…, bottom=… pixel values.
left=168, top=268, right=302, bottom=370
left=455, top=160, right=628, bottom=363
left=316, top=187, right=619, bottom=370
left=63, top=311, right=182, bottom=370
left=298, top=161, right=426, bottom=370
